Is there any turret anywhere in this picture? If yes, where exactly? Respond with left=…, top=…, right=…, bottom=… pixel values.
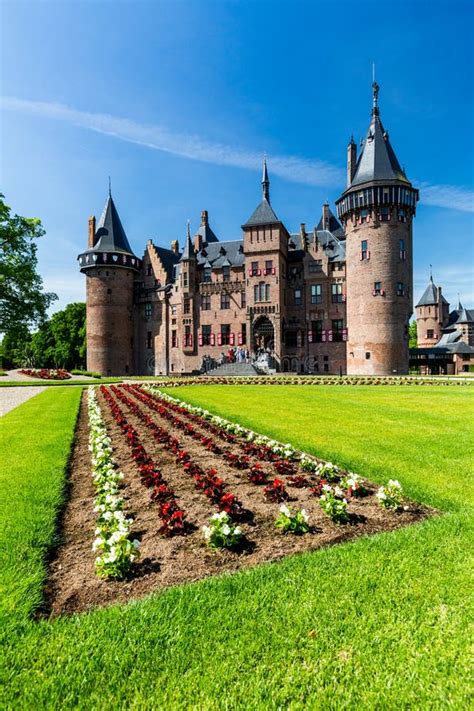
left=179, top=221, right=197, bottom=353
left=415, top=273, right=449, bottom=346
left=336, top=81, right=419, bottom=374
left=78, top=190, right=140, bottom=375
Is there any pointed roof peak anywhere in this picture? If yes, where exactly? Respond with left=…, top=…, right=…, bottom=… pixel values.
left=262, top=157, right=270, bottom=201
left=92, top=192, right=135, bottom=255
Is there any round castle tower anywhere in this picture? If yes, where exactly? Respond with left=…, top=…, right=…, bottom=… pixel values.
left=78, top=191, right=140, bottom=376
left=336, top=82, right=419, bottom=375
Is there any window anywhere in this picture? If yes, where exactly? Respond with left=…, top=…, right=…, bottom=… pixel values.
left=332, top=319, right=344, bottom=342
left=380, top=206, right=390, bottom=222
left=360, top=208, right=369, bottom=223
left=220, top=292, right=230, bottom=309
left=147, top=331, right=152, bottom=349
left=398, top=208, right=407, bottom=222
left=241, top=323, right=247, bottom=345
left=241, top=291, right=246, bottom=308
left=171, top=330, right=177, bottom=348
left=254, top=282, right=270, bottom=302
left=361, top=239, right=369, bottom=260
left=222, top=266, right=230, bottom=282
left=264, top=260, right=273, bottom=275
left=203, top=267, right=212, bottom=283
left=290, top=266, right=301, bottom=279
left=201, top=294, right=211, bottom=310
left=427, top=329, right=434, bottom=339
left=312, top=320, right=323, bottom=343
left=323, top=363, right=329, bottom=373
left=184, top=325, right=192, bottom=347
left=399, top=239, right=406, bottom=260
left=373, top=281, right=382, bottom=295
left=294, top=288, right=302, bottom=306
left=331, top=262, right=343, bottom=272
left=285, top=330, right=297, bottom=347
left=309, top=260, right=322, bottom=273
left=147, top=263, right=153, bottom=276
left=311, top=284, right=322, bottom=304
left=331, top=283, right=343, bottom=303
left=396, top=281, right=405, bottom=296
left=365, top=351, right=371, bottom=360
left=171, top=304, right=177, bottom=316
left=221, top=324, right=231, bottom=346
left=251, top=261, right=259, bottom=276
left=107, top=288, right=112, bottom=295
left=183, top=297, right=191, bottom=314
left=202, top=325, right=211, bottom=346
left=145, top=302, right=152, bottom=321
left=183, top=271, right=188, bottom=288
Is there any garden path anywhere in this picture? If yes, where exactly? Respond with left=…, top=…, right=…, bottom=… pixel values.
left=0, top=386, right=46, bottom=416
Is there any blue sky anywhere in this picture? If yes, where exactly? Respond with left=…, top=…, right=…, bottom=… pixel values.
left=1, top=0, right=473, bottom=314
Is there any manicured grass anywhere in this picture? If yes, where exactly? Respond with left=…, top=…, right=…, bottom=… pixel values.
left=1, top=385, right=472, bottom=708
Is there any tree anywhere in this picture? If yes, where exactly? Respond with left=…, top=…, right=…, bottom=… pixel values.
left=409, top=320, right=417, bottom=349
left=0, top=193, right=57, bottom=336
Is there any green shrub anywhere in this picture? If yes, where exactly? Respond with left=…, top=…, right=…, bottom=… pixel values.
left=70, top=369, right=102, bottom=378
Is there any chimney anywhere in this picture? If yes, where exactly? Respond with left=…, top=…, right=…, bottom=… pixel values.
left=88, top=216, right=96, bottom=248
left=313, top=227, right=319, bottom=252
left=322, top=202, right=330, bottom=231
left=194, top=234, right=203, bottom=252
left=171, top=239, right=180, bottom=254
left=300, top=223, right=307, bottom=251
left=347, top=137, right=357, bottom=187
left=201, top=210, right=209, bottom=227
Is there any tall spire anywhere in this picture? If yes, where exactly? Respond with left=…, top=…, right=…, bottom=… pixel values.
left=262, top=157, right=270, bottom=202
left=372, top=80, right=380, bottom=116
left=180, top=220, right=195, bottom=261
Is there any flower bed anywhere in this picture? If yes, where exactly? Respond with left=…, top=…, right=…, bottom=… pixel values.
left=19, top=368, right=71, bottom=380
left=45, top=385, right=435, bottom=614
left=138, top=374, right=470, bottom=388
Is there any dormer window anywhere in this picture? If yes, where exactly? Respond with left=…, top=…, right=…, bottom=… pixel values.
left=222, top=266, right=230, bottom=282
left=203, top=267, right=212, bottom=283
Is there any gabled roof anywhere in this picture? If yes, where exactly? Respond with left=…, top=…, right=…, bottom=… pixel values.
left=290, top=229, right=346, bottom=263
left=92, top=193, right=136, bottom=255
left=449, top=307, right=474, bottom=325
left=316, top=206, right=344, bottom=238
left=349, top=82, right=409, bottom=188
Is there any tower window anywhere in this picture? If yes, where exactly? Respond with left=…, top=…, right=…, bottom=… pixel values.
left=265, top=260, right=273, bottom=275
left=183, top=297, right=191, bottom=314
left=254, top=283, right=270, bottom=303
left=311, top=284, right=322, bottom=304
left=241, top=323, right=247, bottom=345
left=311, top=320, right=323, bottom=343
left=183, top=272, right=188, bottom=288
left=171, top=330, right=177, bottom=348
left=220, top=292, right=230, bottom=309
left=221, top=324, right=231, bottom=345
left=107, top=288, right=112, bottom=295
left=396, top=282, right=405, bottom=296
left=294, top=288, right=302, bottom=306
left=360, top=208, right=369, bottom=223
left=201, top=294, right=211, bottom=310
left=427, top=329, right=434, bottom=339
left=331, top=283, right=343, bottom=303
left=373, top=282, right=382, bottom=296
left=147, top=263, right=153, bottom=276
left=365, top=352, right=371, bottom=360
left=309, top=260, right=322, bottom=273
left=380, top=206, right=390, bottom=222
left=251, top=261, right=259, bottom=276
left=203, top=267, right=212, bottom=283
left=222, top=266, right=230, bottom=282
left=398, top=208, right=407, bottom=223
left=147, top=331, right=152, bottom=349
left=145, top=302, right=152, bottom=320
left=361, top=240, right=369, bottom=260
left=241, top=291, right=246, bottom=308
left=399, top=239, right=406, bottom=260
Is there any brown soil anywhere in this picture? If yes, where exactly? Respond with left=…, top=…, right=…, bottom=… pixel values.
left=45, top=388, right=436, bottom=616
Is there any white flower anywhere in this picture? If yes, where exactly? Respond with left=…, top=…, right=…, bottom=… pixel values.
left=388, top=480, right=401, bottom=489
left=279, top=504, right=291, bottom=517
left=202, top=526, right=211, bottom=539
left=233, top=526, right=242, bottom=536
left=222, top=524, right=231, bottom=536
left=301, top=509, right=309, bottom=523
left=334, top=486, right=344, bottom=498
left=132, top=538, right=141, bottom=548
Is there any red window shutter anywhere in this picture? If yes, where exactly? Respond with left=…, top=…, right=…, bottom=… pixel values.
left=210, top=333, right=215, bottom=346
left=328, top=329, right=333, bottom=342
left=322, top=330, right=327, bottom=343
left=342, top=328, right=348, bottom=342
left=198, top=334, right=203, bottom=347
left=342, top=294, right=346, bottom=303
left=257, top=268, right=262, bottom=276
left=217, top=333, right=222, bottom=346
left=272, top=267, right=276, bottom=275
left=248, top=268, right=253, bottom=277
left=367, top=251, right=370, bottom=260
left=308, top=331, right=313, bottom=343
left=189, top=334, right=193, bottom=348
left=238, top=332, right=243, bottom=346
left=229, top=332, right=235, bottom=346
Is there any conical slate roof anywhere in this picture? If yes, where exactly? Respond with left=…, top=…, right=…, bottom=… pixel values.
left=416, top=277, right=442, bottom=307
left=350, top=83, right=409, bottom=188
left=92, top=193, right=135, bottom=255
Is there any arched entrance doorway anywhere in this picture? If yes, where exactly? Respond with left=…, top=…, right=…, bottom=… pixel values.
left=252, top=316, right=275, bottom=353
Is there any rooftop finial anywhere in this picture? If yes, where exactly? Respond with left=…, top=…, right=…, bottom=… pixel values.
left=372, top=64, right=380, bottom=116
left=108, top=176, right=111, bottom=196
left=262, top=155, right=270, bottom=202
left=187, top=219, right=191, bottom=238
left=429, top=264, right=433, bottom=281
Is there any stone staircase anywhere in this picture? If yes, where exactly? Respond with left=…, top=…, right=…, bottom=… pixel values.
left=204, top=362, right=260, bottom=376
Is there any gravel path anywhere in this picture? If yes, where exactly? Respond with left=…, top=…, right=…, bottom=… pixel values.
left=0, top=386, right=47, bottom=416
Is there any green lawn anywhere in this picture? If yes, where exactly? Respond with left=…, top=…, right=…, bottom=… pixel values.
left=1, top=385, right=473, bottom=709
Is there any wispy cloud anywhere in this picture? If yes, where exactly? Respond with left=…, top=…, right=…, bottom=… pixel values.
left=414, top=265, right=474, bottom=307
left=2, top=96, right=473, bottom=212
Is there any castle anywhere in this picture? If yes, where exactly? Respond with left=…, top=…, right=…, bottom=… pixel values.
left=78, top=82, right=470, bottom=377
